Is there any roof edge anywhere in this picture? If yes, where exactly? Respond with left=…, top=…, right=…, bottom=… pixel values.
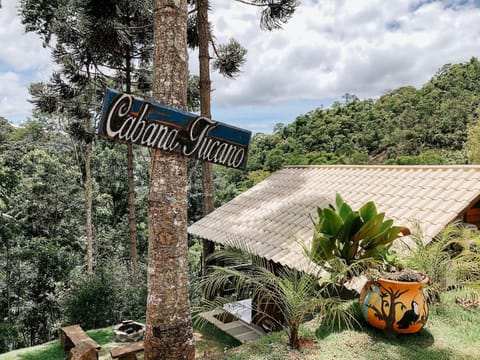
left=285, top=164, right=480, bottom=170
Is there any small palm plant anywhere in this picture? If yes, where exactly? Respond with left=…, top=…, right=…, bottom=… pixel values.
left=404, top=221, right=480, bottom=303
left=194, top=242, right=359, bottom=350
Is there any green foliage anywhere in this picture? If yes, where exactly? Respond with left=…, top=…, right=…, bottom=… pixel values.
left=222, top=289, right=480, bottom=359
left=14, top=237, right=75, bottom=345
left=63, top=261, right=147, bottom=330
left=240, top=58, right=480, bottom=173
left=467, top=119, right=480, bottom=164
left=0, top=323, right=19, bottom=354
left=14, top=149, right=84, bottom=240
left=213, top=38, right=247, bottom=79
left=404, top=222, right=480, bottom=303
left=0, top=128, right=151, bottom=352
left=0, top=117, right=14, bottom=145
left=309, top=194, right=410, bottom=267
left=7, top=120, right=47, bottom=144
left=196, top=242, right=360, bottom=350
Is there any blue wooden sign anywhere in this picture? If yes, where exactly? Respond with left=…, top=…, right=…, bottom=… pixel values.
left=97, top=89, right=251, bottom=170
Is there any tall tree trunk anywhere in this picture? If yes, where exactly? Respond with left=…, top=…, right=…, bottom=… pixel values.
left=144, top=1, right=195, bottom=359
left=198, top=0, right=215, bottom=273
left=127, top=143, right=137, bottom=275
left=85, top=141, right=93, bottom=274
left=125, top=51, right=137, bottom=277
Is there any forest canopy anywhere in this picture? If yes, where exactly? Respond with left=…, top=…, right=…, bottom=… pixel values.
left=1, top=57, right=480, bottom=352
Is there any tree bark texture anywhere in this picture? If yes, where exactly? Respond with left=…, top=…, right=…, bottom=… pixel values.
left=127, top=143, right=137, bottom=276
left=85, top=141, right=93, bottom=274
left=125, top=49, right=138, bottom=277
left=145, top=1, right=195, bottom=359
left=198, top=0, right=216, bottom=273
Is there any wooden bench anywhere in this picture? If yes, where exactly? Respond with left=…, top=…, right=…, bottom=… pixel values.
left=110, top=341, right=144, bottom=360
left=59, top=325, right=101, bottom=360
left=67, top=340, right=99, bottom=360
left=59, top=325, right=101, bottom=351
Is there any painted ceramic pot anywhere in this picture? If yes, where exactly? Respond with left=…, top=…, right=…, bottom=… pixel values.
left=359, top=276, right=429, bottom=334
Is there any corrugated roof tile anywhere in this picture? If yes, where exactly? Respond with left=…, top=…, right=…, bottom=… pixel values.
left=188, top=165, right=480, bottom=273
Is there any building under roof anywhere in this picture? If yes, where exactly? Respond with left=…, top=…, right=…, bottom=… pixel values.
left=188, top=165, right=480, bottom=273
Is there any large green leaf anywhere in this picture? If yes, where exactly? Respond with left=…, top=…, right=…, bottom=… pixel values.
left=319, top=208, right=343, bottom=236
left=338, top=202, right=353, bottom=221
left=335, top=193, right=345, bottom=210
left=361, top=220, right=395, bottom=249
left=363, top=226, right=403, bottom=249
left=336, top=193, right=353, bottom=220
left=309, top=195, right=410, bottom=267
left=359, top=201, right=377, bottom=222
left=338, top=212, right=363, bottom=261
left=353, top=213, right=385, bottom=242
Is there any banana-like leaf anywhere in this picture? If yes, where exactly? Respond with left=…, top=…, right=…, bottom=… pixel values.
left=339, top=212, right=363, bottom=261
left=338, top=202, right=353, bottom=221
left=364, top=226, right=403, bottom=249
left=319, top=208, right=343, bottom=236
left=361, top=221, right=396, bottom=249
left=353, top=213, right=385, bottom=242
left=359, top=201, right=377, bottom=222
left=338, top=212, right=362, bottom=243
left=309, top=195, right=410, bottom=268
left=336, top=193, right=353, bottom=221
left=335, top=193, right=345, bottom=210
left=378, top=219, right=394, bottom=233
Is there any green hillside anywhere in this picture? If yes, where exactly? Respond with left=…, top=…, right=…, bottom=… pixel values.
left=250, top=58, right=480, bottom=170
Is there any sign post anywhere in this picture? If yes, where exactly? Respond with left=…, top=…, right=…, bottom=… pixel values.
left=97, top=87, right=251, bottom=359
left=98, top=88, right=251, bottom=169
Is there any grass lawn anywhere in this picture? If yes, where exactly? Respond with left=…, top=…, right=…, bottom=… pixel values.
left=226, top=289, right=480, bottom=360
left=1, top=289, right=478, bottom=360
left=0, top=322, right=239, bottom=360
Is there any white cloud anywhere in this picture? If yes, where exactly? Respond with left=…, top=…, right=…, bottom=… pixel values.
left=0, top=0, right=53, bottom=123
left=0, top=0, right=52, bottom=71
left=0, top=71, right=32, bottom=120
left=206, top=0, right=480, bottom=110
left=2, top=0, right=480, bottom=131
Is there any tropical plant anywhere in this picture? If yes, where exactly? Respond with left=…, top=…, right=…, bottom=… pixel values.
left=195, top=243, right=360, bottom=350
left=309, top=194, right=410, bottom=270
left=404, top=222, right=480, bottom=303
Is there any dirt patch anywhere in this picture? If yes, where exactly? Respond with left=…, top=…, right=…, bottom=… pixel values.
left=369, top=268, right=426, bottom=282
left=298, top=337, right=316, bottom=348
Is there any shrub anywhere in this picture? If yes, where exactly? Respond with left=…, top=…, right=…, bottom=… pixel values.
left=63, top=260, right=146, bottom=330
left=404, top=222, right=480, bottom=303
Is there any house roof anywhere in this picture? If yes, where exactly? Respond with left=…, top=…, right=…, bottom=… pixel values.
left=188, top=165, right=480, bottom=272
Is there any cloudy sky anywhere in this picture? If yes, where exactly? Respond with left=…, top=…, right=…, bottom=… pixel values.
left=1, top=0, right=480, bottom=133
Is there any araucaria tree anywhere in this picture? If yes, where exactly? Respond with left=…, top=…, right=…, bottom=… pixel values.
left=21, top=0, right=154, bottom=275
left=144, top=0, right=195, bottom=358
left=187, top=0, right=298, bottom=271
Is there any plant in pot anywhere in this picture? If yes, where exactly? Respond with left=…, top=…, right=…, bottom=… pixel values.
left=309, top=194, right=429, bottom=335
